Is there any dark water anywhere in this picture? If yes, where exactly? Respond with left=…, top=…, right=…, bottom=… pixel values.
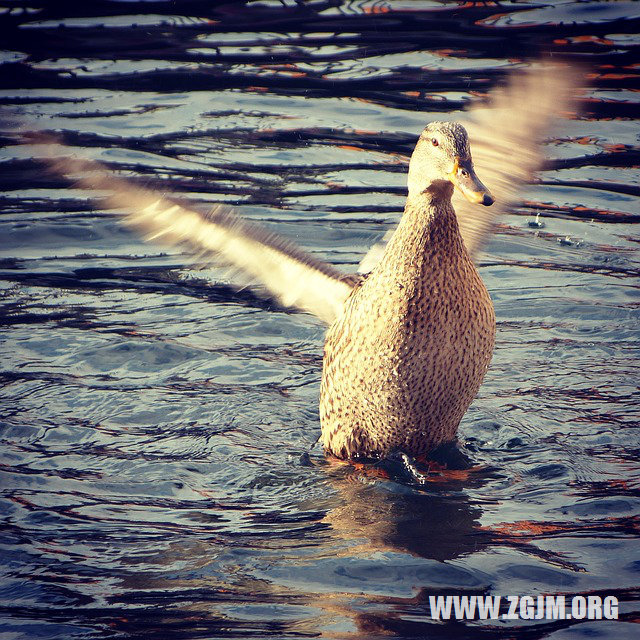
left=0, top=1, right=639, bottom=639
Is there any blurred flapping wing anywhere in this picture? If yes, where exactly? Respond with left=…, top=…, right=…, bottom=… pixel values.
left=39, top=148, right=353, bottom=325
left=458, top=63, right=580, bottom=258
left=359, top=63, right=581, bottom=272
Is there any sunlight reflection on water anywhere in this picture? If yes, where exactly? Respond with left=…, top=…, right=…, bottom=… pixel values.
left=0, top=1, right=639, bottom=638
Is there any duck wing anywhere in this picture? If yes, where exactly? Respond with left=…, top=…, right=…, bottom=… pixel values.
left=38, top=149, right=353, bottom=325
left=359, top=63, right=581, bottom=272
left=33, top=64, right=577, bottom=321
left=457, top=63, right=580, bottom=259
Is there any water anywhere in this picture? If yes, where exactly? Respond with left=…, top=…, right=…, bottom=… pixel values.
left=0, top=1, right=639, bottom=638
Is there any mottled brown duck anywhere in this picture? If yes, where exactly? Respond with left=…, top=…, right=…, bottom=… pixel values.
left=320, top=121, right=496, bottom=460
left=33, top=64, right=578, bottom=462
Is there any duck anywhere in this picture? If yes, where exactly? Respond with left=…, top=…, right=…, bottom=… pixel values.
left=35, top=64, right=577, bottom=463
left=320, top=121, right=495, bottom=460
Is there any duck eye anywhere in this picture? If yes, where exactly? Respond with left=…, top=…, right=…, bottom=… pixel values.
left=460, top=168, right=468, bottom=177
left=431, top=138, right=439, bottom=147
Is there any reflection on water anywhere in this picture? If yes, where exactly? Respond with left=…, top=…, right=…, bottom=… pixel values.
left=0, top=1, right=639, bottom=639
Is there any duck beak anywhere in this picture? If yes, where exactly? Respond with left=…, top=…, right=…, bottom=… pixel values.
left=450, top=158, right=494, bottom=207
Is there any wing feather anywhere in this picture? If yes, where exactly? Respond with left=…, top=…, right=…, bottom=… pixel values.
left=39, top=149, right=353, bottom=325
left=359, top=63, right=581, bottom=272
left=458, top=63, right=581, bottom=258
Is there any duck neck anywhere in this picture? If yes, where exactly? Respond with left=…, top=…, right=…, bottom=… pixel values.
left=377, top=186, right=465, bottom=278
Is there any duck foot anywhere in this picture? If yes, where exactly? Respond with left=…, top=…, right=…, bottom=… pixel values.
left=377, top=451, right=430, bottom=485
left=427, top=440, right=473, bottom=470
left=376, top=442, right=474, bottom=484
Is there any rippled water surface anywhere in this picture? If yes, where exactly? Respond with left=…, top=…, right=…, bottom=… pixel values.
left=0, top=1, right=639, bottom=639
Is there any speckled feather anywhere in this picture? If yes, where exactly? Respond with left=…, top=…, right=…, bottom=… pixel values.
left=320, top=183, right=495, bottom=459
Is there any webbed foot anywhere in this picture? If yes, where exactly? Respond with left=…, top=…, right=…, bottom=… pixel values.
left=427, top=440, right=473, bottom=470
left=376, top=451, right=431, bottom=485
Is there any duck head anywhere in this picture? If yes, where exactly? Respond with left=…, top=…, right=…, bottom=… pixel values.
left=407, top=121, right=494, bottom=206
